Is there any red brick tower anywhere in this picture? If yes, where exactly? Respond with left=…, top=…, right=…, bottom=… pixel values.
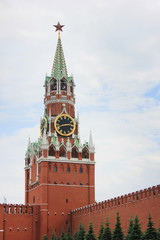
left=24, top=23, right=95, bottom=239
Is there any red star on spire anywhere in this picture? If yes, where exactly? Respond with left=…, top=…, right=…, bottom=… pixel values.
left=53, top=22, right=65, bottom=32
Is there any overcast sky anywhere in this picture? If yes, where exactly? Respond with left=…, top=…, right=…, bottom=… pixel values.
left=0, top=0, right=160, bottom=204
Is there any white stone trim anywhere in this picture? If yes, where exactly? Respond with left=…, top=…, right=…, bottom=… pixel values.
left=26, top=183, right=95, bottom=192
left=0, top=230, right=4, bottom=232
left=45, top=99, right=74, bottom=106
left=37, top=157, right=95, bottom=165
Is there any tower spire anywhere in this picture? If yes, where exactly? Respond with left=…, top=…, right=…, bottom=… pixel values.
left=51, top=22, right=67, bottom=79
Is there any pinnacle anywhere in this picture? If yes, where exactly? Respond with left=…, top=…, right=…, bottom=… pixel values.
left=51, top=36, right=68, bottom=79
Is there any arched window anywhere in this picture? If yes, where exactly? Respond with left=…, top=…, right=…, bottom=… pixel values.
left=79, top=166, right=83, bottom=173
left=51, top=79, right=57, bottom=91
left=49, top=145, right=56, bottom=156
left=60, top=145, right=66, bottom=157
left=54, top=165, right=57, bottom=172
left=82, top=147, right=89, bottom=159
left=61, top=79, right=67, bottom=91
left=70, top=86, right=73, bottom=93
left=67, top=165, right=70, bottom=173
left=71, top=146, right=78, bottom=158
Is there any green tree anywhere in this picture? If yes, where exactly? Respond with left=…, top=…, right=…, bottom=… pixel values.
left=78, top=222, right=85, bottom=240
left=85, top=222, right=96, bottom=240
left=112, top=212, right=124, bottom=240
left=143, top=213, right=158, bottom=240
left=157, top=223, right=160, bottom=240
left=51, top=230, right=57, bottom=240
left=61, top=228, right=66, bottom=240
left=98, top=222, right=104, bottom=240
left=73, top=232, right=78, bottom=240
left=66, top=225, right=73, bottom=240
left=102, top=217, right=112, bottom=240
left=125, top=217, right=133, bottom=240
left=129, top=215, right=143, bottom=240
left=43, top=235, right=49, bottom=240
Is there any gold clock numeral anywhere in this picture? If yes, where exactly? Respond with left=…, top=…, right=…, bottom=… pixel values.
left=64, top=116, right=66, bottom=119
left=64, top=131, right=66, bottom=134
left=60, top=130, right=62, bottom=133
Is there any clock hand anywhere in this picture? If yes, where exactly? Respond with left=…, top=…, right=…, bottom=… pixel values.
left=57, top=124, right=73, bottom=128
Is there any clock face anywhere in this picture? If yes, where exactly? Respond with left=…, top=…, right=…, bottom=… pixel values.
left=40, top=117, right=47, bottom=138
left=54, top=114, right=76, bottom=136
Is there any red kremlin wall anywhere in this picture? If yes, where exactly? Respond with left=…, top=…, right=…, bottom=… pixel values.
left=0, top=204, right=40, bottom=240
left=71, top=185, right=160, bottom=236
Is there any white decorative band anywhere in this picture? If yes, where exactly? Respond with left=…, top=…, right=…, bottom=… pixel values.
left=0, top=230, right=4, bottom=232
left=26, top=184, right=95, bottom=192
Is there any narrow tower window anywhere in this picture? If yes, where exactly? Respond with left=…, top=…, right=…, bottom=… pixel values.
left=61, top=79, right=67, bottom=91
left=71, top=146, right=78, bottom=158
left=67, top=165, right=70, bottom=173
left=82, top=148, right=89, bottom=159
left=54, top=165, right=57, bottom=172
left=49, top=145, right=56, bottom=157
left=60, top=145, right=66, bottom=157
left=79, top=166, right=83, bottom=173
left=51, top=79, right=57, bottom=91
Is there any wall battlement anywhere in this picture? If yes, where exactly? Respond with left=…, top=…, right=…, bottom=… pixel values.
left=71, top=185, right=160, bottom=215
left=0, top=204, right=34, bottom=215
left=71, top=185, right=160, bottom=235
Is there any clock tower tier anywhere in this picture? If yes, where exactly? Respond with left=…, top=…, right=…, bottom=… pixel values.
left=25, top=23, right=95, bottom=238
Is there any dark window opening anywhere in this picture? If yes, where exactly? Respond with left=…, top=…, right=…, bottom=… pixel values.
left=67, top=165, right=70, bottom=173
left=80, top=183, right=83, bottom=186
left=82, top=148, right=89, bottom=159
left=4, top=206, right=6, bottom=214
left=67, top=182, right=70, bottom=185
left=60, top=146, right=66, bottom=157
left=51, top=79, right=57, bottom=91
left=17, top=228, right=19, bottom=232
left=71, top=147, right=78, bottom=158
left=54, top=165, right=57, bottom=172
left=118, top=200, right=120, bottom=205
left=79, top=166, right=83, bottom=173
left=61, top=79, right=67, bottom=91
left=153, top=189, right=156, bottom=196
left=70, top=86, right=73, bottom=93
left=136, top=194, right=139, bottom=200
left=66, top=221, right=68, bottom=225
left=25, top=228, right=27, bottom=232
left=49, top=146, right=56, bottom=157
left=54, top=181, right=57, bottom=184
left=66, top=198, right=68, bottom=203
left=33, top=196, right=35, bottom=204
left=25, top=206, right=28, bottom=214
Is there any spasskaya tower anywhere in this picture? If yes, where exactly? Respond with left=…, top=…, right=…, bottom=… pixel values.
left=24, top=23, right=95, bottom=239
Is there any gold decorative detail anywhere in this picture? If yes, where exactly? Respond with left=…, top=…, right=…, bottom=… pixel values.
left=54, top=114, right=76, bottom=136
